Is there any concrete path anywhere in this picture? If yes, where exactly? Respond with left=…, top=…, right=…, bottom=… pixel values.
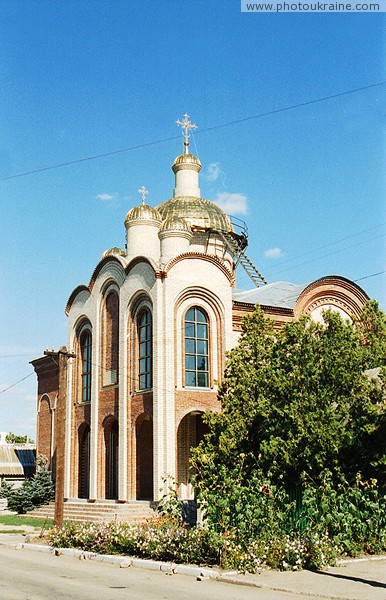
left=0, top=531, right=385, bottom=599
left=219, top=558, right=386, bottom=599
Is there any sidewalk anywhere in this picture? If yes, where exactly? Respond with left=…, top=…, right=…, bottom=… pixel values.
left=0, top=531, right=385, bottom=599
left=218, top=557, right=386, bottom=599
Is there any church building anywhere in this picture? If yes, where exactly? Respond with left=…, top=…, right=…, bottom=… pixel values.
left=32, top=115, right=369, bottom=506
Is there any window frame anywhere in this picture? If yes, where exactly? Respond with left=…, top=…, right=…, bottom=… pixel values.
left=137, top=308, right=152, bottom=391
left=184, top=306, right=210, bottom=388
left=79, top=330, right=92, bottom=404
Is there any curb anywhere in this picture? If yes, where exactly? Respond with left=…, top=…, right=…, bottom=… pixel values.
left=337, top=555, right=386, bottom=565
left=22, top=543, right=219, bottom=579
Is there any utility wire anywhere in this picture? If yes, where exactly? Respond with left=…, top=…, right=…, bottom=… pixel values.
left=1, top=80, right=385, bottom=182
left=264, top=223, right=386, bottom=274
left=354, top=270, right=386, bottom=282
left=262, top=233, right=386, bottom=277
left=0, top=353, right=37, bottom=358
left=0, top=372, right=35, bottom=395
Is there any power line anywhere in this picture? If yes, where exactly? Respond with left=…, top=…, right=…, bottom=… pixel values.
left=0, top=372, right=35, bottom=395
left=1, top=80, right=385, bottom=182
left=264, top=223, right=386, bottom=275
left=354, top=270, right=386, bottom=282
left=264, top=233, right=386, bottom=278
left=0, top=353, right=36, bottom=358
left=0, top=135, right=180, bottom=182
left=199, top=81, right=386, bottom=134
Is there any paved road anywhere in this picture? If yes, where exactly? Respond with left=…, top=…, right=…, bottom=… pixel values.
left=0, top=541, right=385, bottom=600
left=0, top=545, right=296, bottom=600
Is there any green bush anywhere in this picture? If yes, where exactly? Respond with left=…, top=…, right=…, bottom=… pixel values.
left=0, top=480, right=13, bottom=499
left=4, top=469, right=54, bottom=514
left=192, top=461, right=386, bottom=571
left=300, top=471, right=386, bottom=556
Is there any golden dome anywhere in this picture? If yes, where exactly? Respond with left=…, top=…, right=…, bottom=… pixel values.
left=172, top=153, right=201, bottom=173
left=125, top=204, right=162, bottom=226
left=159, top=216, right=191, bottom=233
left=157, top=196, right=233, bottom=233
left=101, top=247, right=126, bottom=260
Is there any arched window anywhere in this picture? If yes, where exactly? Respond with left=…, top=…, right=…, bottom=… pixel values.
left=185, top=307, right=209, bottom=387
left=138, top=310, right=152, bottom=390
left=80, top=331, right=92, bottom=403
left=102, top=292, right=119, bottom=386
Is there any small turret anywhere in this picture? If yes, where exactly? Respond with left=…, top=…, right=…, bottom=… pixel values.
left=124, top=187, right=162, bottom=259
left=159, top=216, right=192, bottom=262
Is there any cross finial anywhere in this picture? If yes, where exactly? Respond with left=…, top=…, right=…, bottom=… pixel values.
left=176, top=113, right=197, bottom=154
left=138, top=186, right=149, bottom=205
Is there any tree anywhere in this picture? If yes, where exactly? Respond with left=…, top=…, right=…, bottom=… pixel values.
left=192, top=302, right=386, bottom=491
left=5, top=468, right=55, bottom=514
left=5, top=433, right=34, bottom=444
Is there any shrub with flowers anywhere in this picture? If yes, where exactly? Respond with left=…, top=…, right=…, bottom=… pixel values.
left=219, top=531, right=339, bottom=572
left=48, top=516, right=221, bottom=566
left=47, top=515, right=340, bottom=572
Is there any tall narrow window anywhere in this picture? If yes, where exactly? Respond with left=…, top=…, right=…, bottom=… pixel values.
left=80, top=331, right=92, bottom=403
left=138, top=310, right=152, bottom=390
left=185, top=307, right=209, bottom=387
left=102, top=292, right=119, bottom=386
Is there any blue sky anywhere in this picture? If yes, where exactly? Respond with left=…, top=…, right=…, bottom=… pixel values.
left=0, top=1, right=385, bottom=438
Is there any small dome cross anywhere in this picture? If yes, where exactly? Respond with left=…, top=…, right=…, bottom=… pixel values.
left=176, top=113, right=197, bottom=153
left=138, top=186, right=149, bottom=205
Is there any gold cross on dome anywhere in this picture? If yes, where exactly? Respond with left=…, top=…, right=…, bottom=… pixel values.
left=138, top=186, right=149, bottom=205
left=176, top=113, right=197, bottom=152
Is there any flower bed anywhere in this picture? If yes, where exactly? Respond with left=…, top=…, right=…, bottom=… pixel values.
left=48, top=516, right=343, bottom=572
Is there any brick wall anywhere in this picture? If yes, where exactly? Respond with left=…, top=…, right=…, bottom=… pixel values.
left=31, top=355, right=59, bottom=476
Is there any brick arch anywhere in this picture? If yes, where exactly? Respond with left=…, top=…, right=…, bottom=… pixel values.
left=128, top=291, right=153, bottom=316
left=176, top=411, right=209, bottom=500
left=89, top=256, right=126, bottom=292
left=294, top=277, right=368, bottom=321
left=174, top=287, right=225, bottom=388
left=125, top=256, right=159, bottom=276
left=37, top=395, right=54, bottom=473
left=164, top=252, right=234, bottom=286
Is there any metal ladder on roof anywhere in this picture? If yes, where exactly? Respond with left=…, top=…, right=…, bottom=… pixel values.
left=218, top=231, right=268, bottom=288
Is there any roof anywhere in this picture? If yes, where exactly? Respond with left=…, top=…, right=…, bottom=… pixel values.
left=0, top=445, right=36, bottom=477
left=233, top=281, right=309, bottom=309
left=156, top=196, right=234, bottom=233
left=172, top=153, right=201, bottom=172
left=125, top=203, right=162, bottom=225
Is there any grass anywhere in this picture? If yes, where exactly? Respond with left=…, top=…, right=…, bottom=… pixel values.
left=0, top=529, right=26, bottom=534
left=0, top=514, right=54, bottom=529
